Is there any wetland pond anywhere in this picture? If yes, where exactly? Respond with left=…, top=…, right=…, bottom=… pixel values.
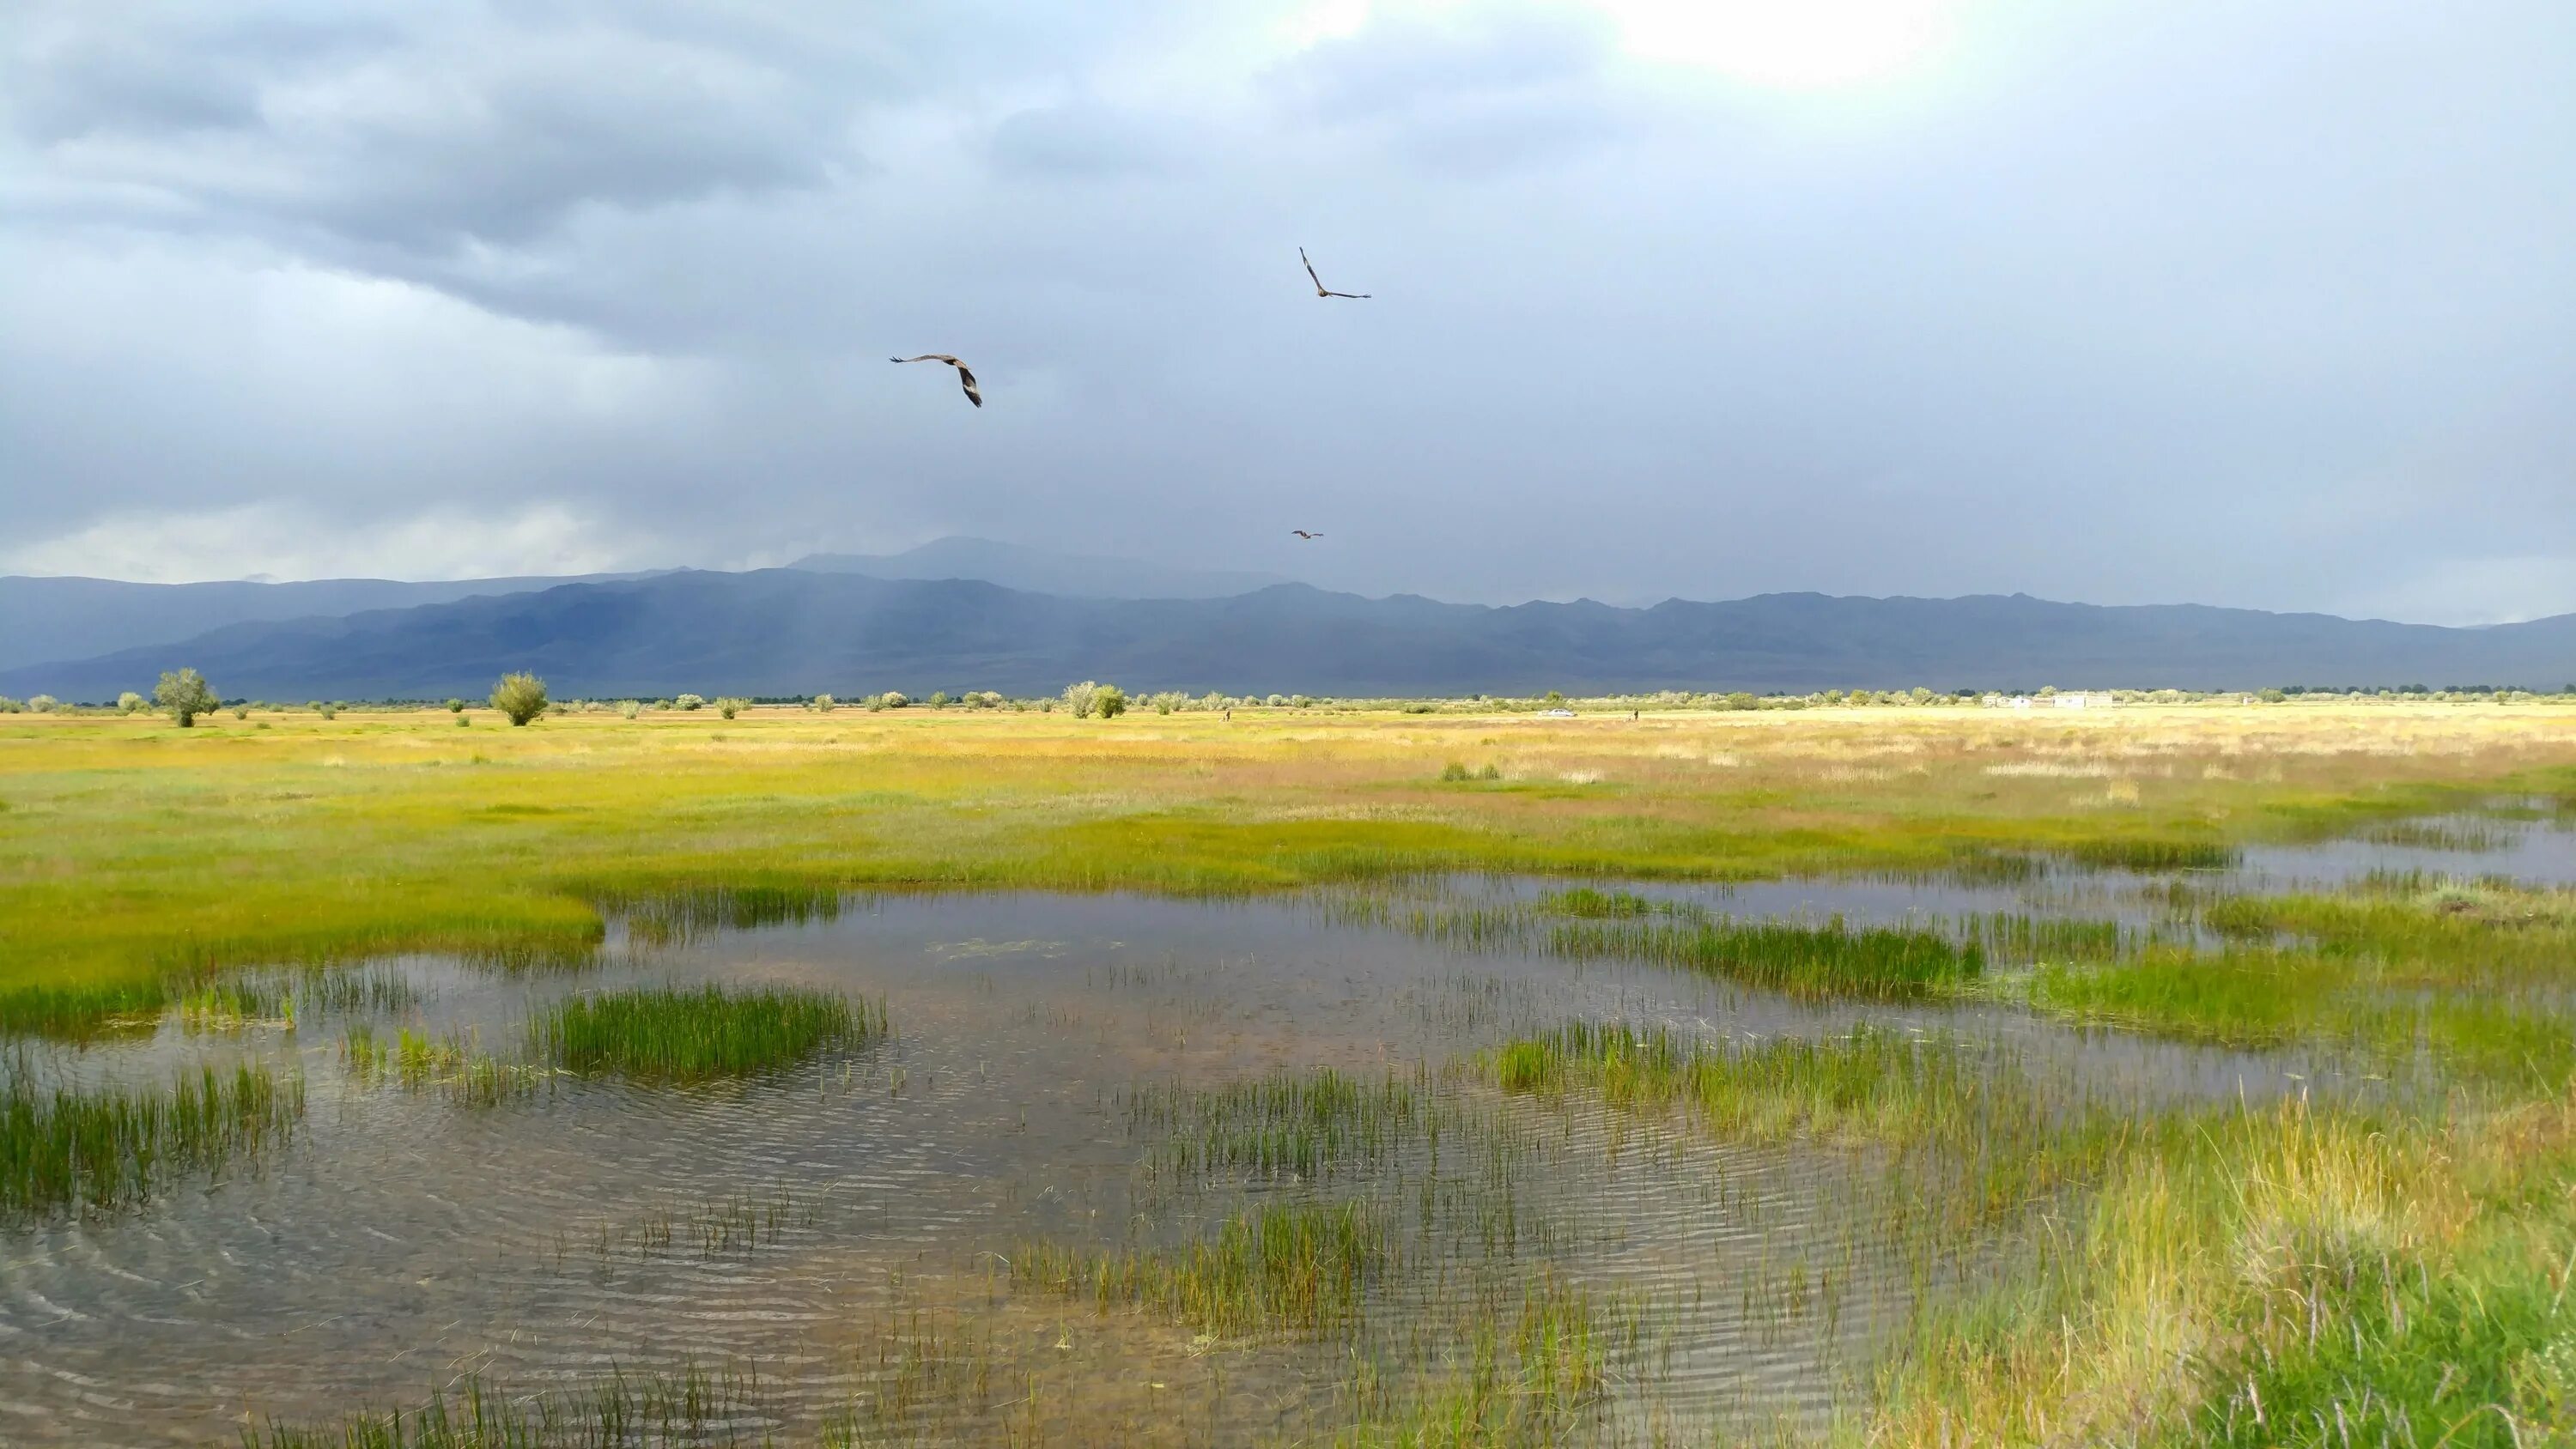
left=3, top=816, right=2568, bottom=1446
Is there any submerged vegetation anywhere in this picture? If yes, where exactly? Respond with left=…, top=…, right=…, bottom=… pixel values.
left=1014, top=1199, right=1393, bottom=1337
left=532, top=985, right=885, bottom=1082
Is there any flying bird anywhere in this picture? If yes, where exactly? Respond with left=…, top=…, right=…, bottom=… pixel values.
left=1299, top=248, right=1370, bottom=300
left=891, top=355, right=981, bottom=407
left=1291, top=530, right=1323, bottom=540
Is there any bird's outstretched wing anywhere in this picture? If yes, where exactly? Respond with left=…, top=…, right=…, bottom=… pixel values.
left=1299, top=247, right=1370, bottom=299
left=893, top=355, right=980, bottom=407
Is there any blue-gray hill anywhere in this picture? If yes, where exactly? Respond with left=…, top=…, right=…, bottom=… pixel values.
left=4, top=569, right=2571, bottom=700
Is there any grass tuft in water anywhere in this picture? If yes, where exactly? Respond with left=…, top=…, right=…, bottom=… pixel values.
left=3, top=1062, right=304, bottom=1220
left=1126, top=1066, right=1434, bottom=1183
left=532, top=985, right=886, bottom=1082
left=1013, top=1199, right=1393, bottom=1337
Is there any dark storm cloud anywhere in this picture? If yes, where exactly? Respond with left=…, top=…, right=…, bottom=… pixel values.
left=1, top=0, right=2570, bottom=625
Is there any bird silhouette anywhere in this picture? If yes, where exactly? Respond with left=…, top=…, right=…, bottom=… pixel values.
left=1291, top=530, right=1323, bottom=540
left=890, top=355, right=981, bottom=407
left=1299, top=248, right=1370, bottom=300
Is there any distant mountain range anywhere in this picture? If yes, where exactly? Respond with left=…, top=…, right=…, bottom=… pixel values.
left=789, top=537, right=1291, bottom=601
left=4, top=561, right=2570, bottom=701
left=0, top=570, right=665, bottom=675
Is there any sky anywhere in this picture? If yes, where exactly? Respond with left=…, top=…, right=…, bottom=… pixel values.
left=3, top=1, right=2571, bottom=624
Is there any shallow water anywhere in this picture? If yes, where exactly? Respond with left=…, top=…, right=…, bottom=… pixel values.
left=3, top=817, right=2542, bottom=1445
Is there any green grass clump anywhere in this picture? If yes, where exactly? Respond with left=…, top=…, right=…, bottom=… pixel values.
left=2, top=1062, right=304, bottom=1220
left=1496, top=1022, right=2012, bottom=1147
left=1534, top=886, right=1662, bottom=919
left=343, top=1024, right=547, bottom=1106
left=532, top=985, right=884, bottom=1082
left=1013, top=1200, right=1391, bottom=1337
left=2058, top=838, right=2243, bottom=871
left=1548, top=914, right=1983, bottom=999
left=0, top=979, right=169, bottom=1040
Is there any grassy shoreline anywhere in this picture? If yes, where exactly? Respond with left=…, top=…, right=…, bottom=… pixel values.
left=3, top=703, right=2569, bottom=997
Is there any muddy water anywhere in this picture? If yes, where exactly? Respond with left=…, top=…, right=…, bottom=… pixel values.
left=3, top=824, right=2553, bottom=1446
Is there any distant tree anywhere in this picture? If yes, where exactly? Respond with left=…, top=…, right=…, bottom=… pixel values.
left=2257, top=688, right=2287, bottom=704
left=232, top=704, right=249, bottom=719
left=0, top=696, right=20, bottom=713
left=1722, top=692, right=1758, bottom=712
left=880, top=691, right=908, bottom=709
left=619, top=700, right=643, bottom=719
left=28, top=694, right=58, bottom=713
left=155, top=668, right=219, bottom=727
left=676, top=694, right=706, bottom=712
left=813, top=694, right=835, bottom=712
left=116, top=691, right=147, bottom=714
left=927, top=690, right=951, bottom=708
left=716, top=697, right=747, bottom=719
left=446, top=699, right=465, bottom=713
left=1094, top=684, right=1127, bottom=719
left=489, top=672, right=549, bottom=726
left=1062, top=682, right=1101, bottom=718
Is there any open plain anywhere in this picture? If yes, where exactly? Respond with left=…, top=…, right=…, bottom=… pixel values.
left=3, top=700, right=2573, bottom=1445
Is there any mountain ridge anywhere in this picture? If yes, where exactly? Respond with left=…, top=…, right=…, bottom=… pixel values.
left=5, top=567, right=2570, bottom=701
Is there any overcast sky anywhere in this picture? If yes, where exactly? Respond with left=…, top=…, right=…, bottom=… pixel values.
left=3, top=1, right=2570, bottom=623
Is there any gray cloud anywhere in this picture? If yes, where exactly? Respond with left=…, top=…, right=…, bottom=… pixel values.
left=2, top=0, right=2570, bottom=623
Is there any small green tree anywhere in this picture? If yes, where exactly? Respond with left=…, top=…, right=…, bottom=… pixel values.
left=813, top=694, right=835, bottom=712
left=619, top=700, right=642, bottom=719
left=1062, top=682, right=1100, bottom=718
left=0, top=696, right=21, bottom=713
left=928, top=690, right=951, bottom=708
left=28, top=694, right=58, bottom=713
left=155, top=668, right=218, bottom=726
left=489, top=672, right=549, bottom=726
left=116, top=691, right=146, bottom=715
left=717, top=697, right=747, bottom=719
left=446, top=699, right=465, bottom=713
left=676, top=694, right=706, bottom=712
left=1095, top=684, right=1127, bottom=718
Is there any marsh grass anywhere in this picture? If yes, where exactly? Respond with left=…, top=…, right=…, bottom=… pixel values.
left=1869, top=1092, right=2576, bottom=1449
left=2, top=1062, right=304, bottom=1219
left=0, top=979, right=167, bottom=1040
left=1334, top=889, right=1984, bottom=998
left=1125, top=1066, right=1438, bottom=1183
left=240, top=1366, right=781, bottom=1449
left=1336, top=1272, right=1612, bottom=1446
left=342, top=1023, right=548, bottom=1106
left=562, top=1182, right=824, bottom=1268
left=1013, top=1200, right=1393, bottom=1337
left=533, top=985, right=885, bottom=1082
